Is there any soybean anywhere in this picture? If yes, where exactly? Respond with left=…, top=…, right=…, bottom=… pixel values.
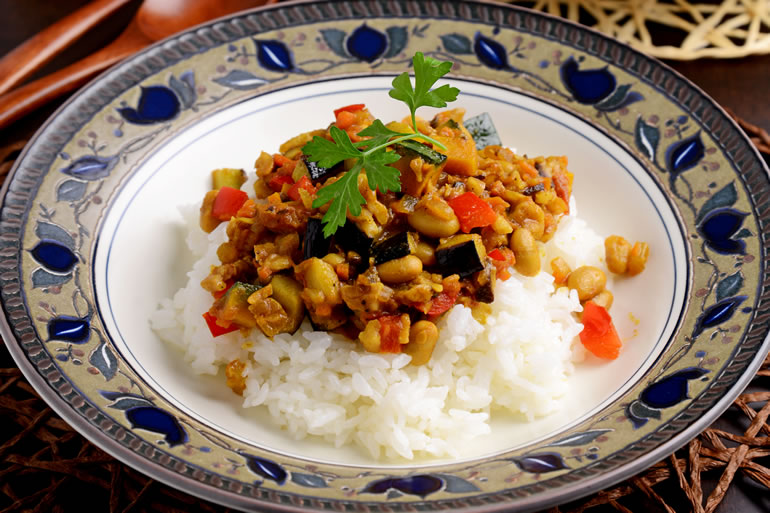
left=414, top=241, right=436, bottom=266
left=511, top=227, right=540, bottom=277
left=512, top=200, right=545, bottom=240
left=405, top=320, right=439, bottom=365
left=377, top=254, right=423, bottom=284
left=408, top=198, right=460, bottom=238
left=567, top=266, right=606, bottom=302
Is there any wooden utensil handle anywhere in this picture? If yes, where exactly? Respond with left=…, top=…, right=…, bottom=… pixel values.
left=0, top=0, right=135, bottom=96
left=0, top=33, right=145, bottom=131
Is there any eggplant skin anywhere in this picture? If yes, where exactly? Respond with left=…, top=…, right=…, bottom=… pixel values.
left=435, top=236, right=485, bottom=278
left=372, top=232, right=416, bottom=265
left=335, top=222, right=373, bottom=261
left=303, top=155, right=336, bottom=182
left=303, top=218, right=331, bottom=260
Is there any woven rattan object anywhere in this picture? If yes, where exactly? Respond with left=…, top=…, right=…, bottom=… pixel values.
left=504, top=0, right=770, bottom=59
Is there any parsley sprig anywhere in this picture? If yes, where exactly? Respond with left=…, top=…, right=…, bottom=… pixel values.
left=303, top=52, right=459, bottom=237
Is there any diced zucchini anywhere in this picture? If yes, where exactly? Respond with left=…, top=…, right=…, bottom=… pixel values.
left=394, top=139, right=447, bottom=166
left=270, top=275, right=305, bottom=334
left=212, top=168, right=246, bottom=190
left=464, top=112, right=501, bottom=150
left=373, top=232, right=417, bottom=265
left=213, top=282, right=260, bottom=328
left=291, top=159, right=310, bottom=182
left=435, top=234, right=486, bottom=278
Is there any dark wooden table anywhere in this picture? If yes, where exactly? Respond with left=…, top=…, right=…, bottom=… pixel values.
left=0, top=1, right=768, bottom=512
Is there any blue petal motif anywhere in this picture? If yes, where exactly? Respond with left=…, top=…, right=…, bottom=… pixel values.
left=346, top=24, right=388, bottom=63
left=697, top=207, right=748, bottom=254
left=666, top=132, right=705, bottom=177
left=118, top=85, right=180, bottom=124
left=47, top=316, right=90, bottom=344
left=125, top=406, right=188, bottom=447
left=241, top=453, right=287, bottom=484
left=31, top=240, right=77, bottom=273
left=254, top=39, right=294, bottom=72
left=474, top=32, right=509, bottom=70
left=511, top=452, right=568, bottom=473
left=60, top=154, right=119, bottom=181
left=362, top=475, right=443, bottom=497
left=559, top=56, right=616, bottom=104
left=640, top=368, right=710, bottom=409
left=692, top=295, right=748, bottom=338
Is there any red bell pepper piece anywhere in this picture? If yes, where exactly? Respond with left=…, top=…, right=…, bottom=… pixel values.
left=212, top=186, right=248, bottom=221
left=448, top=192, right=498, bottom=233
left=579, top=301, right=622, bottom=360
left=212, top=279, right=235, bottom=300
left=202, top=312, right=239, bottom=337
left=333, top=103, right=365, bottom=117
left=427, top=291, right=458, bottom=318
left=287, top=175, right=316, bottom=201
left=488, top=249, right=506, bottom=261
left=378, top=315, right=404, bottom=353
left=268, top=174, right=294, bottom=192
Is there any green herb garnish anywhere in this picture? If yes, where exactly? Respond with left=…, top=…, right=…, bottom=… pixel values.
left=303, top=52, right=459, bottom=237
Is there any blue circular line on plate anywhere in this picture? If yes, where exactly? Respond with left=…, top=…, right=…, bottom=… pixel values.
left=97, top=79, right=683, bottom=454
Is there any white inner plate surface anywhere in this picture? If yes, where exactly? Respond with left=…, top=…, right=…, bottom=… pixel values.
left=94, top=77, right=687, bottom=466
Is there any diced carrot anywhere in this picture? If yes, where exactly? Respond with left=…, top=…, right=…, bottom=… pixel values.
left=378, top=315, right=404, bottom=353
left=448, top=192, right=498, bottom=233
left=333, top=103, right=366, bottom=117
left=236, top=198, right=257, bottom=218
left=579, top=301, right=622, bottom=360
left=287, top=175, right=316, bottom=201
left=427, top=291, right=458, bottom=318
left=211, top=186, right=248, bottom=221
left=202, top=312, right=239, bottom=337
left=273, top=154, right=297, bottom=173
left=335, top=110, right=357, bottom=130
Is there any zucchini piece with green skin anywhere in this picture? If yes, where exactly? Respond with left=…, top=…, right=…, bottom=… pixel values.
left=393, top=139, right=447, bottom=166
left=270, top=275, right=305, bottom=334
left=373, top=232, right=417, bottom=265
left=211, top=168, right=246, bottom=190
left=464, top=112, right=501, bottom=150
left=303, top=218, right=331, bottom=260
left=211, top=282, right=260, bottom=328
left=435, top=234, right=487, bottom=278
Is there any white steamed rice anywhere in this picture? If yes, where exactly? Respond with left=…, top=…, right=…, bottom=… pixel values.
left=150, top=199, right=607, bottom=460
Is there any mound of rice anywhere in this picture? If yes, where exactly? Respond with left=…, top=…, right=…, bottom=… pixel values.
left=151, top=201, right=605, bottom=460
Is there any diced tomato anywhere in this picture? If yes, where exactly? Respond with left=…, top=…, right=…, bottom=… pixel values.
left=212, top=186, right=248, bottom=221
left=202, top=312, right=239, bottom=337
left=287, top=175, right=316, bottom=201
left=579, top=301, right=622, bottom=360
left=448, top=192, right=499, bottom=233
left=427, top=291, right=458, bottom=318
left=333, top=103, right=365, bottom=117
left=213, top=279, right=235, bottom=300
left=268, top=174, right=294, bottom=192
left=335, top=110, right=358, bottom=130
left=378, top=315, right=404, bottom=353
left=488, top=249, right=506, bottom=261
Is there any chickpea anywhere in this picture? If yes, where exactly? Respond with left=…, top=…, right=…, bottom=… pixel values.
left=605, top=235, right=631, bottom=275
left=414, top=241, right=436, bottom=266
left=377, top=255, right=423, bottom=284
left=511, top=227, right=540, bottom=277
left=512, top=200, right=545, bottom=240
left=405, top=320, right=439, bottom=365
left=591, top=289, right=614, bottom=311
left=408, top=197, right=460, bottom=238
left=567, top=266, right=607, bottom=302
left=628, top=242, right=650, bottom=276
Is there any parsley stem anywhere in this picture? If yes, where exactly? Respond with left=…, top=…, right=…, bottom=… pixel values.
left=361, top=131, right=447, bottom=157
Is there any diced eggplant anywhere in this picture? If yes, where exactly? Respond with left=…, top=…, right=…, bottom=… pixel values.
left=302, top=154, right=335, bottom=182
left=334, top=221, right=373, bottom=262
left=393, top=140, right=447, bottom=166
left=473, top=262, right=496, bottom=303
left=435, top=234, right=486, bottom=278
left=303, top=218, right=331, bottom=260
left=211, top=282, right=260, bottom=328
left=269, top=275, right=305, bottom=334
left=521, top=182, right=545, bottom=196
left=372, top=232, right=417, bottom=265
left=464, top=112, right=501, bottom=150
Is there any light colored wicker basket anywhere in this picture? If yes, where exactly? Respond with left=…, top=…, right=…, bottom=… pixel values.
left=504, top=0, right=770, bottom=59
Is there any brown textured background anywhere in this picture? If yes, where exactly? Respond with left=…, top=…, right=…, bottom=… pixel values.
left=0, top=1, right=768, bottom=512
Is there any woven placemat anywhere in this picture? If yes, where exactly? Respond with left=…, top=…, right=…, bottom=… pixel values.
left=0, top=117, right=769, bottom=513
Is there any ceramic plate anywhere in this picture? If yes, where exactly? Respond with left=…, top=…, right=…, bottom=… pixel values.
left=2, top=1, right=769, bottom=511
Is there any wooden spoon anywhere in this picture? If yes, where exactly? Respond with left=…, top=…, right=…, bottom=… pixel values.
left=0, top=0, right=275, bottom=130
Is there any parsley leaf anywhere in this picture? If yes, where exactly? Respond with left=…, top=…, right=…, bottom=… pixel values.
left=303, top=51, right=458, bottom=236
